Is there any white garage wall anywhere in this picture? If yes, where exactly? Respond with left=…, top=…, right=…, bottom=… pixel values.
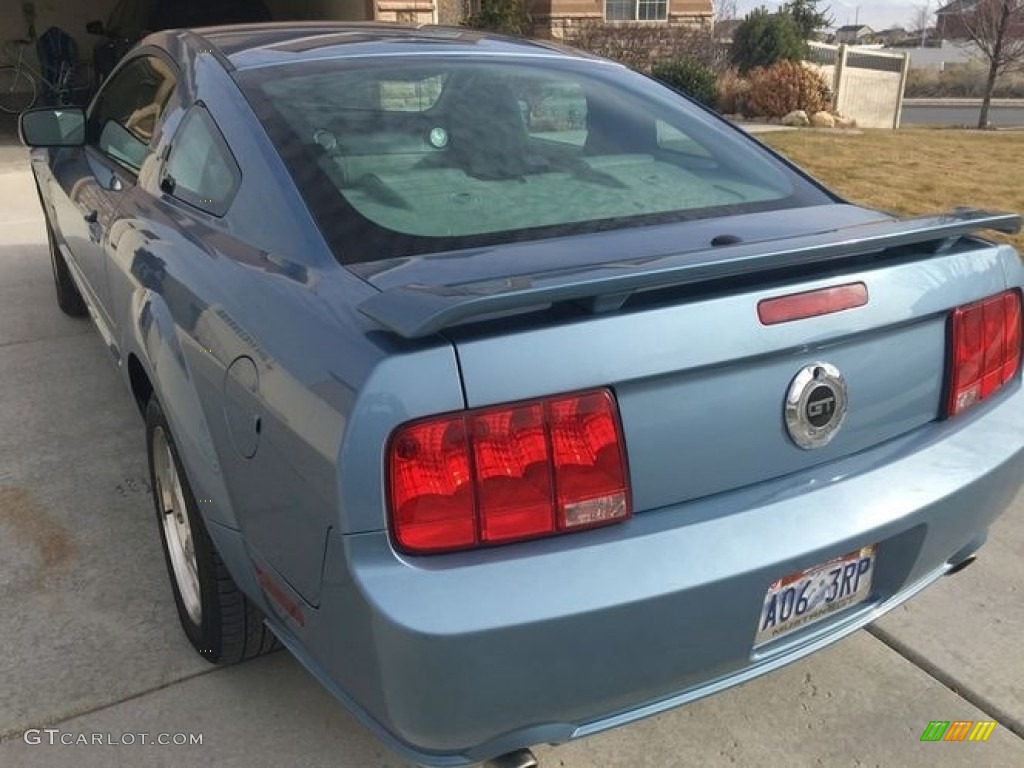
left=1, top=0, right=436, bottom=76
left=0, top=0, right=372, bottom=63
left=1, top=0, right=121, bottom=66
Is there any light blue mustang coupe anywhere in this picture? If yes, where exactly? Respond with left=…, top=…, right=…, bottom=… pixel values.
left=19, top=22, right=1024, bottom=767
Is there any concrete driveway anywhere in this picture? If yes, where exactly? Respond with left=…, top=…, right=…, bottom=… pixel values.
left=1, top=126, right=1023, bottom=767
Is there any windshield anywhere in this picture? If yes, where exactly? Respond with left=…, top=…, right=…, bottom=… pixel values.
left=237, top=57, right=832, bottom=263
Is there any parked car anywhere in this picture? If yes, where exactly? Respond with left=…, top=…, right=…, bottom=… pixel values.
left=18, top=23, right=1024, bottom=767
left=86, top=0, right=271, bottom=83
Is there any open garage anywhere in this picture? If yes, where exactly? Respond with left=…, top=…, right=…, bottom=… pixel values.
left=1, top=0, right=440, bottom=100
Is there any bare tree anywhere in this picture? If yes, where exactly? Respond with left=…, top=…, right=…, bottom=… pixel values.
left=713, top=0, right=739, bottom=22
left=959, top=0, right=1024, bottom=127
left=909, top=2, right=933, bottom=45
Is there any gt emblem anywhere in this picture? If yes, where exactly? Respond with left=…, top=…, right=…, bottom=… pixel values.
left=806, top=388, right=836, bottom=425
left=785, top=362, right=848, bottom=449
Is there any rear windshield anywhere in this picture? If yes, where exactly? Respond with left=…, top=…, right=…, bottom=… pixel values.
left=237, top=57, right=832, bottom=263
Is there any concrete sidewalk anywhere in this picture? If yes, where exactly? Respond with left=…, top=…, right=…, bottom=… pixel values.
left=0, top=157, right=1022, bottom=767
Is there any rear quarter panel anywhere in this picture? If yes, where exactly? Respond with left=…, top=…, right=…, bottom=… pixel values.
left=105, top=53, right=467, bottom=607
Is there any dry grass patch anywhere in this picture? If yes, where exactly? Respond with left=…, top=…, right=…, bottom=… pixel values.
left=760, top=129, right=1024, bottom=253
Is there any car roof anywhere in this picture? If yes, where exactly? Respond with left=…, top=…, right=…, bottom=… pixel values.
left=159, top=22, right=596, bottom=71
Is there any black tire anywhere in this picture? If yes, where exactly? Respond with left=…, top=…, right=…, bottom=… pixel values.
left=145, top=397, right=280, bottom=664
left=47, top=223, right=88, bottom=317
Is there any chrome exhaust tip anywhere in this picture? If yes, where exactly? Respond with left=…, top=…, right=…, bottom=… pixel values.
left=946, top=554, right=978, bottom=576
left=486, top=749, right=539, bottom=768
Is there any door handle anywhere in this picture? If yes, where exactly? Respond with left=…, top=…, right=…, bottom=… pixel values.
left=83, top=210, right=98, bottom=223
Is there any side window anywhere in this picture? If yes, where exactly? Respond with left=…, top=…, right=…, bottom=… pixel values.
left=88, top=55, right=176, bottom=173
left=161, top=106, right=241, bottom=217
left=521, top=81, right=588, bottom=148
left=656, top=120, right=713, bottom=159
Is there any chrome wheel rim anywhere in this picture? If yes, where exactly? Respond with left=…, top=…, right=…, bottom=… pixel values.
left=153, top=426, right=202, bottom=625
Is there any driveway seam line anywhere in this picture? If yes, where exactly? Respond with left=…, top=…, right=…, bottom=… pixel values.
left=867, top=625, right=1024, bottom=741
left=0, top=330, right=95, bottom=351
left=0, top=666, right=226, bottom=742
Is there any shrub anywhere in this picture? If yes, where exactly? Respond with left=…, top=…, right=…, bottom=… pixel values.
left=465, top=0, right=531, bottom=36
left=730, top=9, right=807, bottom=74
left=745, top=61, right=830, bottom=118
left=716, top=68, right=751, bottom=114
left=652, top=58, right=720, bottom=108
left=905, top=67, right=1024, bottom=99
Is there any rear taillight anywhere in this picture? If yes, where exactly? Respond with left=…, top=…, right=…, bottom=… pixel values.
left=947, top=290, right=1021, bottom=417
left=388, top=389, right=631, bottom=554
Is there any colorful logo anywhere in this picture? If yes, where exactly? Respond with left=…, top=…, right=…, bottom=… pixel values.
left=920, top=720, right=997, bottom=742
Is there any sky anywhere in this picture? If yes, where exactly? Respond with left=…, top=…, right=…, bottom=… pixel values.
left=733, top=1, right=938, bottom=31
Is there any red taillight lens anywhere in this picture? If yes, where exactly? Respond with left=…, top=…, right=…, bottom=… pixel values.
left=388, top=389, right=631, bottom=554
left=1001, top=291, right=1021, bottom=383
left=947, top=290, right=1022, bottom=417
left=389, top=416, right=476, bottom=552
left=548, top=391, right=629, bottom=530
left=757, top=282, right=868, bottom=325
left=472, top=404, right=554, bottom=544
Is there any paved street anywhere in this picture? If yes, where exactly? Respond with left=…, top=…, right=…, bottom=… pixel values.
left=0, top=133, right=1022, bottom=767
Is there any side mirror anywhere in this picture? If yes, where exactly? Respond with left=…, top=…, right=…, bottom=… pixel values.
left=19, top=107, right=86, bottom=148
left=86, top=20, right=105, bottom=35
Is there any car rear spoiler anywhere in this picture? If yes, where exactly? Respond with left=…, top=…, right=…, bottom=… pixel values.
left=358, top=209, right=1021, bottom=339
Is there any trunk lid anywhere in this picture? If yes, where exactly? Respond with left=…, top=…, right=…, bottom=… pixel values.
left=357, top=206, right=1021, bottom=514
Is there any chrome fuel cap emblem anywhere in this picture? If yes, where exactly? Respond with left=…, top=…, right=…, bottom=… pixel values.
left=785, top=362, right=848, bottom=449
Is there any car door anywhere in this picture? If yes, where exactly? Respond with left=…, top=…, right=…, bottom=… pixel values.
left=105, top=100, right=243, bottom=347
left=48, top=52, right=176, bottom=347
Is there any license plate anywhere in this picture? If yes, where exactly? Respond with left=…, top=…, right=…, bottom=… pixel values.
left=754, top=545, right=876, bottom=648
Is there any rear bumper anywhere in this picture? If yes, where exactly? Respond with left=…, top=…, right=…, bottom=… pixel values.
left=281, top=380, right=1024, bottom=766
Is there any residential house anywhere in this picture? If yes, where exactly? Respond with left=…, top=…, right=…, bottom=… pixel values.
left=936, top=0, right=1024, bottom=39
left=532, top=0, right=713, bottom=40
left=872, top=27, right=910, bottom=46
left=265, top=0, right=721, bottom=38
left=834, top=24, right=875, bottom=44
left=936, top=0, right=981, bottom=38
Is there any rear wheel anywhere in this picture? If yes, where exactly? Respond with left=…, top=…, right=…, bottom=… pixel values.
left=46, top=223, right=87, bottom=317
left=146, top=398, right=280, bottom=664
left=0, top=65, right=36, bottom=114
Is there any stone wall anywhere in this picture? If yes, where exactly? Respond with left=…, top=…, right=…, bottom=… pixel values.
left=375, top=0, right=436, bottom=23
left=539, top=13, right=712, bottom=41
left=538, top=15, right=717, bottom=72
left=437, top=0, right=473, bottom=25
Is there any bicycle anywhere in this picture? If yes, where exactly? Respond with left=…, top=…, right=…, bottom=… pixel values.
left=0, top=38, right=92, bottom=114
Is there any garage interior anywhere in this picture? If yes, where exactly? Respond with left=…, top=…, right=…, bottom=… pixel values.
left=0, top=0, right=441, bottom=84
